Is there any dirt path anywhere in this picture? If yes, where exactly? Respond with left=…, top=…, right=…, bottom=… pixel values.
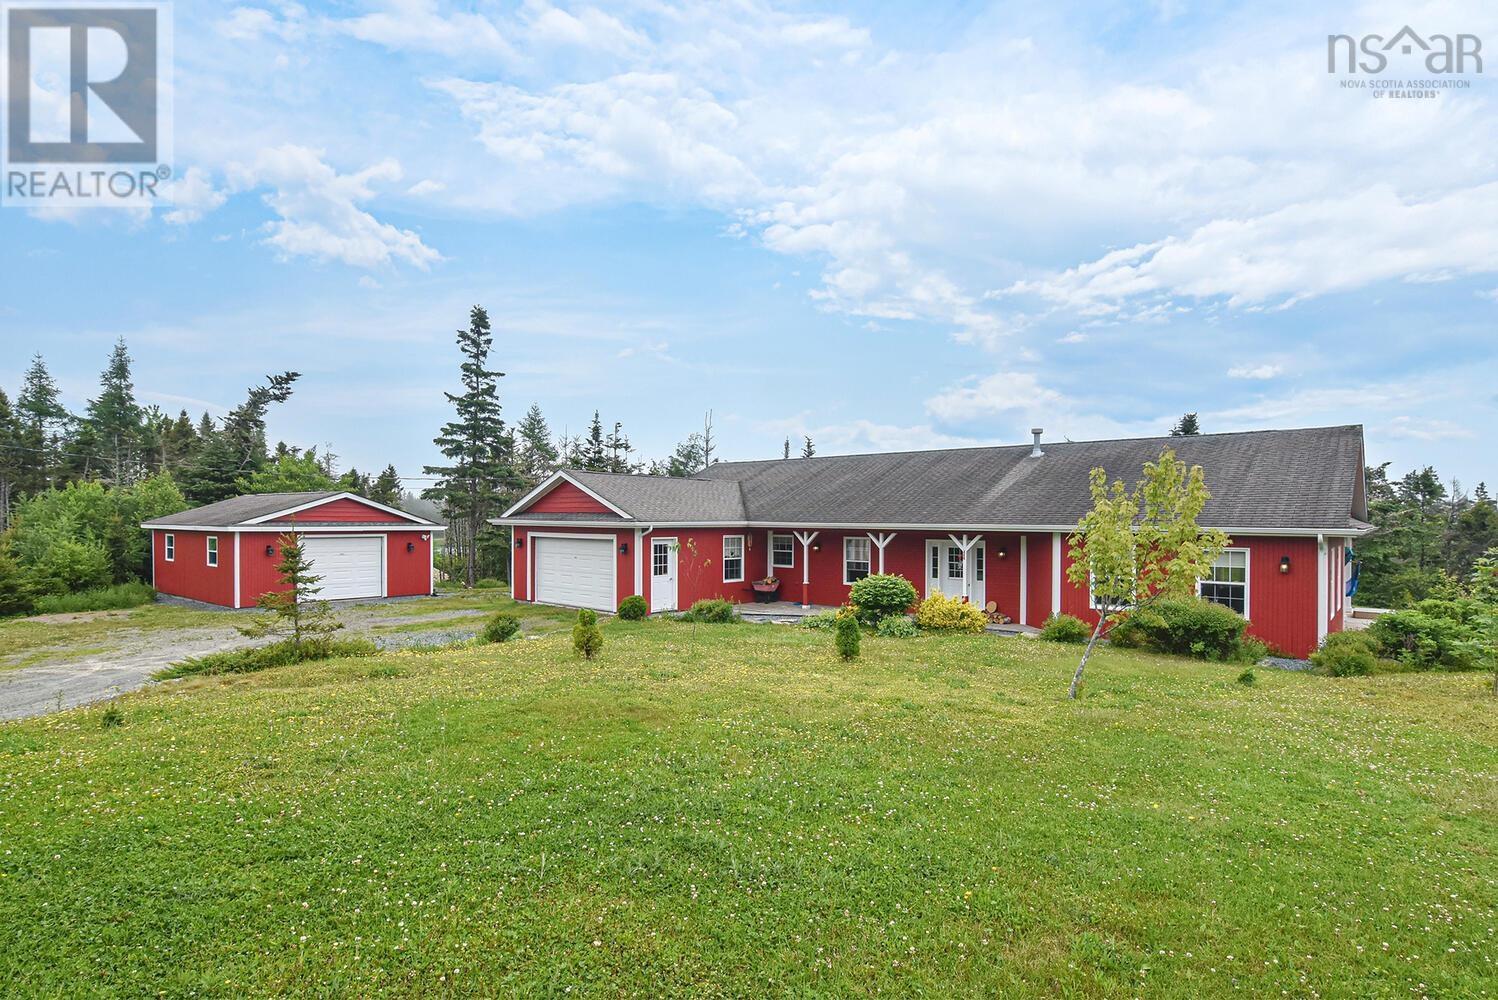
left=0, top=606, right=488, bottom=722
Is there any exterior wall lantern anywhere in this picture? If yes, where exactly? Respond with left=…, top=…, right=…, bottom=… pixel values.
left=264, top=544, right=275, bottom=557
left=407, top=541, right=416, bottom=553
left=1279, top=556, right=1291, bottom=574
left=618, top=542, right=629, bottom=555
left=515, top=536, right=524, bottom=548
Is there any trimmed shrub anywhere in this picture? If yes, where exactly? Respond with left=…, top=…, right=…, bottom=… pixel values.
left=573, top=608, right=604, bottom=659
left=158, top=637, right=377, bottom=680
left=1369, top=601, right=1480, bottom=670
left=800, top=610, right=838, bottom=630
left=915, top=592, right=987, bottom=633
left=33, top=581, right=156, bottom=615
left=481, top=612, right=521, bottom=644
left=1039, top=613, right=1091, bottom=644
left=680, top=598, right=737, bottom=623
left=848, top=573, right=918, bottom=626
left=1311, top=631, right=1377, bottom=677
left=834, top=606, right=861, bottom=660
left=875, top=614, right=919, bottom=638
left=618, top=595, right=649, bottom=620
left=1127, top=598, right=1247, bottom=661
left=1237, top=668, right=1256, bottom=686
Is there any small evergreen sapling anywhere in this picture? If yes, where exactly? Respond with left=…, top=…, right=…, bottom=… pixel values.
left=573, top=608, right=604, bottom=659
left=238, top=531, right=343, bottom=655
left=834, top=605, right=861, bottom=660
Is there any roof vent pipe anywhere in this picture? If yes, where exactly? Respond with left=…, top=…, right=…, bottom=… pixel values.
left=1030, top=428, right=1045, bottom=458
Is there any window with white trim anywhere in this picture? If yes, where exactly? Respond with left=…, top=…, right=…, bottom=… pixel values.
left=1199, top=549, right=1248, bottom=617
left=722, top=535, right=744, bottom=582
left=206, top=535, right=219, bottom=568
left=652, top=541, right=670, bottom=577
left=771, top=533, right=795, bottom=569
left=946, top=546, right=964, bottom=581
left=974, top=544, right=985, bottom=583
left=930, top=544, right=939, bottom=580
left=164, top=533, right=175, bottom=562
left=844, top=537, right=871, bottom=584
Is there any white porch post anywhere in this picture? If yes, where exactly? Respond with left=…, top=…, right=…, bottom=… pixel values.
left=947, top=533, right=982, bottom=602
left=1018, top=534, right=1028, bottom=625
left=1051, top=532, right=1062, bottom=615
left=793, top=530, right=819, bottom=608
left=867, top=532, right=896, bottom=574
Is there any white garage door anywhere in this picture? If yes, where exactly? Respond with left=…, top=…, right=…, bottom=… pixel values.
left=535, top=536, right=615, bottom=611
left=302, top=536, right=384, bottom=601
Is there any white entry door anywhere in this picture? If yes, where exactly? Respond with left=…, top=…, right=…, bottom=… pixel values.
left=302, top=536, right=384, bottom=601
left=926, top=540, right=985, bottom=606
left=534, top=536, right=616, bottom=611
left=650, top=538, right=678, bottom=612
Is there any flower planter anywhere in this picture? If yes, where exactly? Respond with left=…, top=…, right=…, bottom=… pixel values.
left=751, top=579, right=782, bottom=603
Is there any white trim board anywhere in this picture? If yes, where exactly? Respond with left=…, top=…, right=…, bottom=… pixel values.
left=492, top=517, right=1371, bottom=538
left=142, top=523, right=446, bottom=534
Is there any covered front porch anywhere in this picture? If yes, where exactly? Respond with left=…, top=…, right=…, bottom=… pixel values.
left=747, top=527, right=1053, bottom=627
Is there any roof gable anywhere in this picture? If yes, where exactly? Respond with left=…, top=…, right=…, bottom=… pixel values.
left=143, top=491, right=438, bottom=529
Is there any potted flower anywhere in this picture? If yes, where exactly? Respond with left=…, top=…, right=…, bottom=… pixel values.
left=751, top=577, right=781, bottom=602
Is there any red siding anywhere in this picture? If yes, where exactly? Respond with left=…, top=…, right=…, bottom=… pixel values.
left=152, top=529, right=236, bottom=608
left=526, top=482, right=613, bottom=514
left=1023, top=533, right=1054, bottom=626
left=277, top=497, right=410, bottom=523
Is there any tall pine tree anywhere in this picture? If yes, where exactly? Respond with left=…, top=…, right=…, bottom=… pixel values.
left=16, top=354, right=69, bottom=492
left=84, top=338, right=145, bottom=486
left=369, top=465, right=404, bottom=506
left=579, top=411, right=608, bottom=471
left=0, top=389, right=21, bottom=530
left=423, top=306, right=518, bottom=587
left=180, top=373, right=300, bottom=503
left=516, top=403, right=559, bottom=487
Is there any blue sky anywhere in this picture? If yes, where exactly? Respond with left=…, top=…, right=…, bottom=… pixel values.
left=3, top=0, right=1496, bottom=489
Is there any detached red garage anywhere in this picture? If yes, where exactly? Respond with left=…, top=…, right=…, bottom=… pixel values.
left=142, top=492, right=443, bottom=609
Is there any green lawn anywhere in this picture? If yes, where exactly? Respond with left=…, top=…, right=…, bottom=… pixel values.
left=0, top=618, right=1493, bottom=997
left=0, top=603, right=242, bottom=670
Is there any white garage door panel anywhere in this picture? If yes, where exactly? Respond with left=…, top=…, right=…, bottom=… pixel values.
left=535, top=537, right=614, bottom=611
left=303, top=536, right=384, bottom=601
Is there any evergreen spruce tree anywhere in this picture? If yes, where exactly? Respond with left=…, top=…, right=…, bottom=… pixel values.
left=181, top=373, right=299, bottom=503
left=0, top=390, right=22, bottom=531
left=422, top=306, right=519, bottom=588
left=370, top=465, right=403, bottom=506
left=801, top=436, right=815, bottom=459
left=580, top=411, right=608, bottom=471
left=84, top=338, right=145, bottom=486
left=516, top=404, right=559, bottom=486
left=605, top=421, right=635, bottom=473
left=16, top=354, right=69, bottom=492
left=238, top=531, right=344, bottom=654
left=783, top=436, right=790, bottom=460
left=1169, top=412, right=1201, bottom=436
left=664, top=434, right=705, bottom=477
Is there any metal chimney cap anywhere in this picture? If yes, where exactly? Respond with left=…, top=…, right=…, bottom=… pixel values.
left=1029, top=428, right=1045, bottom=458
left=1030, top=427, right=1044, bottom=437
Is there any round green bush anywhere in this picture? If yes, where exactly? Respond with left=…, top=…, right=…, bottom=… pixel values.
left=1129, top=598, right=1248, bottom=661
left=800, top=611, right=838, bottom=630
left=875, top=614, right=919, bottom=638
left=617, top=595, right=649, bottom=620
left=848, top=573, right=918, bottom=626
left=1039, top=613, right=1091, bottom=644
left=1311, top=631, right=1378, bottom=677
left=572, top=608, right=604, bottom=659
left=834, top=606, right=861, bottom=660
left=482, top=612, right=520, bottom=644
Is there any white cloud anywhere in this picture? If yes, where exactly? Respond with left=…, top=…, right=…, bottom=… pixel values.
left=334, top=0, right=513, bottom=59
left=217, top=4, right=306, bottom=42
left=617, top=339, right=674, bottom=362
left=162, top=167, right=228, bottom=225
left=522, top=2, right=645, bottom=54
left=924, top=371, right=1066, bottom=424
left=1058, top=332, right=1088, bottom=344
left=229, top=145, right=443, bottom=270
left=1227, top=363, right=1282, bottom=380
left=1007, top=184, right=1498, bottom=313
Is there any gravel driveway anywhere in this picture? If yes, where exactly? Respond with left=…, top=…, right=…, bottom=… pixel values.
left=0, top=604, right=487, bottom=722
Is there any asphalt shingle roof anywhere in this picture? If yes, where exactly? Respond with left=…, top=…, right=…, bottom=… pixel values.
left=143, top=492, right=439, bottom=528
left=509, top=425, right=1367, bottom=532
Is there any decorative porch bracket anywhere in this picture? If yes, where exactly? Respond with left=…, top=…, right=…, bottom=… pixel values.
left=947, top=533, right=983, bottom=602
left=793, top=530, right=820, bottom=608
left=866, top=532, right=897, bottom=574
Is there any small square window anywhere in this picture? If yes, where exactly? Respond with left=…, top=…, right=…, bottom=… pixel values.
left=771, top=534, right=795, bottom=569
left=206, top=536, right=219, bottom=568
left=1199, top=550, right=1249, bottom=617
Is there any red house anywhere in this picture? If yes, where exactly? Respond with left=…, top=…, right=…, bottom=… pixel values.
left=142, top=491, right=444, bottom=609
left=495, top=425, right=1372, bottom=658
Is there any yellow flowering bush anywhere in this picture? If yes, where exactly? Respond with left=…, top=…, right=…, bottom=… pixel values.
left=914, top=592, right=987, bottom=633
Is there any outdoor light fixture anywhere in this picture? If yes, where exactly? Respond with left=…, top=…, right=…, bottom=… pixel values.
left=515, top=537, right=524, bottom=548
left=407, top=541, right=415, bottom=553
left=265, top=545, right=275, bottom=557
left=1280, top=556, right=1291, bottom=574
left=619, top=542, right=629, bottom=555
left=997, top=546, right=1008, bottom=559
left=812, top=542, right=821, bottom=551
